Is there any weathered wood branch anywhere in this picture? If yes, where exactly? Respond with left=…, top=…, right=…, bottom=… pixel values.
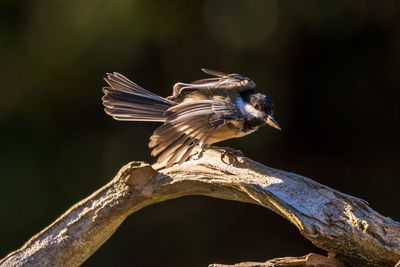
left=1, top=148, right=399, bottom=266
left=210, top=253, right=346, bottom=267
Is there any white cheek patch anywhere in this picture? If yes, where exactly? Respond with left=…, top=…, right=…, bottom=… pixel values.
left=235, top=97, right=264, bottom=118
left=244, top=103, right=264, bottom=117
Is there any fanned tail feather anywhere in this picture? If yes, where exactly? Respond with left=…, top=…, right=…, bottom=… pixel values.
left=102, top=73, right=173, bottom=122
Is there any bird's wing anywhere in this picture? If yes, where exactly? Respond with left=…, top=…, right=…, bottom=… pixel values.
left=149, top=99, right=242, bottom=167
left=170, top=68, right=256, bottom=101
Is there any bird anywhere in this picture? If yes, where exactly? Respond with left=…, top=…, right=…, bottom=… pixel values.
left=102, top=68, right=281, bottom=168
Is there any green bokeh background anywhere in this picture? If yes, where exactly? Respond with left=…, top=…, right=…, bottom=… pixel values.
left=1, top=1, right=399, bottom=266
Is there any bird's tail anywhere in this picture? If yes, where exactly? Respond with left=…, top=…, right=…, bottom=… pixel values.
left=102, top=72, right=173, bottom=122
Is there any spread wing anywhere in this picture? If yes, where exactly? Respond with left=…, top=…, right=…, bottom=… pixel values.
left=149, top=99, right=242, bottom=167
left=169, top=68, right=256, bottom=102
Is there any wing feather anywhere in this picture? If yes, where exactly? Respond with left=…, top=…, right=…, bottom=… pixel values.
left=200, top=68, right=228, bottom=77
left=177, top=142, right=198, bottom=165
left=150, top=100, right=242, bottom=166
left=165, top=131, right=201, bottom=167
left=151, top=117, right=205, bottom=156
left=170, top=68, right=256, bottom=101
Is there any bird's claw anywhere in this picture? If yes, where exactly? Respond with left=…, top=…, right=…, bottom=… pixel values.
left=210, top=146, right=244, bottom=164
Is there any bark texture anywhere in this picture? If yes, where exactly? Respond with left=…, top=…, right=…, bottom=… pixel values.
left=210, top=253, right=347, bottom=267
left=1, top=148, right=399, bottom=266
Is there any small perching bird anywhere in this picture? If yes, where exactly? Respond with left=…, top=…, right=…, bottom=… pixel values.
left=102, top=68, right=281, bottom=167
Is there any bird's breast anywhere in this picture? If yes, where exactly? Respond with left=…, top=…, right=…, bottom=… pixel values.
left=206, top=120, right=257, bottom=144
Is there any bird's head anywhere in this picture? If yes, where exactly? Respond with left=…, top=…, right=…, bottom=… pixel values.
left=241, top=91, right=281, bottom=131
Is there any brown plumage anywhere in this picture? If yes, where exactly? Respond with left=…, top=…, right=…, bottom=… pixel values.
left=102, top=68, right=280, bottom=168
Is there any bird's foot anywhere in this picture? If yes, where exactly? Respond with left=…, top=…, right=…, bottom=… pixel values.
left=210, top=146, right=244, bottom=164
left=217, top=146, right=244, bottom=157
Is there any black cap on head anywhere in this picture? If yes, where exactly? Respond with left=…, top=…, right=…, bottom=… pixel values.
left=241, top=91, right=274, bottom=115
left=240, top=90, right=281, bottom=130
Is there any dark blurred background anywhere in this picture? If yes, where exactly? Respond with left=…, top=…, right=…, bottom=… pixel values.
left=1, top=0, right=399, bottom=266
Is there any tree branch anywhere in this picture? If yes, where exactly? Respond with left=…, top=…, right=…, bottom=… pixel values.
left=1, top=148, right=399, bottom=266
left=210, top=253, right=347, bottom=267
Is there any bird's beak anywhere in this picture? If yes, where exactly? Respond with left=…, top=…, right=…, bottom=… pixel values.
left=264, top=115, right=281, bottom=131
